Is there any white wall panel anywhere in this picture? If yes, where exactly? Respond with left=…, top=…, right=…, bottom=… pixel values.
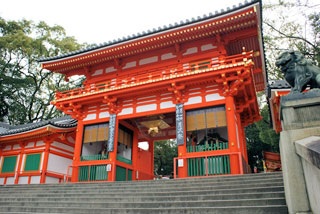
left=13, top=144, right=21, bottom=150
left=36, top=141, right=45, bottom=147
left=136, top=104, right=157, bottom=113
left=99, top=111, right=110, bottom=119
left=45, top=176, right=60, bottom=184
left=47, top=154, right=72, bottom=175
left=18, top=176, right=28, bottom=184
left=92, top=69, right=103, bottom=76
left=83, top=113, right=96, bottom=121
left=30, top=176, right=40, bottom=184
left=160, top=101, right=175, bottom=109
left=183, top=47, right=198, bottom=55
left=185, top=96, right=202, bottom=105
left=6, top=177, right=15, bottom=185
left=205, top=93, right=224, bottom=102
left=118, top=107, right=133, bottom=116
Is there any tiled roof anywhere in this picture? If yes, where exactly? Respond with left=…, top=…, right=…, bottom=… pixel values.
left=38, top=0, right=260, bottom=63
left=0, top=116, right=77, bottom=136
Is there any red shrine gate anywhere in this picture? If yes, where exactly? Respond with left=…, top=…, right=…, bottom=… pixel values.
left=38, top=1, right=265, bottom=182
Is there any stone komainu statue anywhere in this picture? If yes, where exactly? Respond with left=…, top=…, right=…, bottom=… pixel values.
left=275, top=51, right=320, bottom=93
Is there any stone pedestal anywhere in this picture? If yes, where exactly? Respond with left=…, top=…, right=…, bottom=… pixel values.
left=280, top=90, right=320, bottom=214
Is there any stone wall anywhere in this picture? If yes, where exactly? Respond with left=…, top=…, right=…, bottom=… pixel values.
left=280, top=91, right=320, bottom=214
left=295, top=136, right=320, bottom=214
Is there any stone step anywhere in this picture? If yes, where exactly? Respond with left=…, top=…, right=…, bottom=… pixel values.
left=0, top=191, right=285, bottom=203
left=0, top=186, right=285, bottom=198
left=0, top=197, right=287, bottom=208
left=1, top=172, right=283, bottom=190
left=0, top=205, right=289, bottom=214
left=0, top=186, right=284, bottom=197
left=0, top=172, right=288, bottom=213
left=0, top=180, right=284, bottom=194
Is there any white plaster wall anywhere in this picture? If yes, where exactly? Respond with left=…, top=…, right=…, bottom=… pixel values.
left=185, top=96, right=202, bottom=105
left=160, top=101, right=175, bottom=109
left=47, top=154, right=72, bottom=175
left=118, top=107, right=133, bottom=116
left=13, top=144, right=21, bottom=150
left=99, top=111, right=110, bottom=119
left=0, top=178, right=4, bottom=185
left=18, top=176, right=28, bottom=184
left=30, top=176, right=40, bottom=184
left=45, top=176, right=60, bottom=184
left=6, top=177, right=15, bottom=185
left=84, top=113, right=97, bottom=121
left=92, top=69, right=103, bottom=76
left=201, top=44, right=216, bottom=51
left=183, top=47, right=198, bottom=55
left=139, top=56, right=158, bottom=65
left=161, top=53, right=176, bottom=60
left=123, top=61, right=136, bottom=69
left=136, top=104, right=157, bottom=113
left=52, top=141, right=74, bottom=152
left=36, top=141, right=45, bottom=147
left=105, top=66, right=116, bottom=73
left=25, top=142, right=35, bottom=148
left=205, top=93, right=224, bottom=102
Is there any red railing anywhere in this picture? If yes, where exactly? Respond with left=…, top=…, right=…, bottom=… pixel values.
left=55, top=51, right=253, bottom=101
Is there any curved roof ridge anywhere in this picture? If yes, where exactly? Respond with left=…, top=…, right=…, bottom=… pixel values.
left=38, top=0, right=259, bottom=63
left=0, top=116, right=77, bottom=136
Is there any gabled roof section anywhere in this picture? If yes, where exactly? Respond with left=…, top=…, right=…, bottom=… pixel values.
left=39, top=0, right=262, bottom=75
left=0, top=116, right=77, bottom=137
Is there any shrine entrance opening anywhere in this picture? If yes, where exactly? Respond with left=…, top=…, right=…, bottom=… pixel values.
left=120, top=112, right=177, bottom=181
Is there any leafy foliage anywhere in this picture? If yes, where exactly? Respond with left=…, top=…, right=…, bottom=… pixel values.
left=246, top=105, right=280, bottom=171
left=245, top=1, right=320, bottom=170
left=0, top=17, right=84, bottom=125
left=263, top=0, right=320, bottom=79
left=154, top=140, right=177, bottom=176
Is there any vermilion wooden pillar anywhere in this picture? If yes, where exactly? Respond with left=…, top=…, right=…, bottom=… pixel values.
left=71, top=122, right=84, bottom=182
left=149, top=140, right=154, bottom=178
left=225, top=96, right=241, bottom=174
left=131, top=129, right=139, bottom=181
left=177, top=145, right=187, bottom=178
left=40, top=139, right=51, bottom=183
left=14, top=142, right=25, bottom=184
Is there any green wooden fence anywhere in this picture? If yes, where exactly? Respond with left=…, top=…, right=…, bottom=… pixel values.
left=187, top=141, right=228, bottom=152
left=78, top=165, right=108, bottom=182
left=80, top=154, right=109, bottom=161
left=116, top=166, right=132, bottom=181
left=187, top=155, right=230, bottom=177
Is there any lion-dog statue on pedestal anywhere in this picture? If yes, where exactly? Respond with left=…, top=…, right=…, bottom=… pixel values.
left=275, top=51, right=320, bottom=93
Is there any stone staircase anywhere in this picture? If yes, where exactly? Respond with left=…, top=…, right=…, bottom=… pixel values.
left=0, top=172, right=288, bottom=213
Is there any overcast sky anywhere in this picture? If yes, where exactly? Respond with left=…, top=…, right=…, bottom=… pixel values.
left=1, top=0, right=243, bottom=44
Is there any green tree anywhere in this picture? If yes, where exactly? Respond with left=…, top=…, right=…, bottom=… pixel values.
left=245, top=1, right=319, bottom=168
left=154, top=140, right=177, bottom=176
left=246, top=105, right=280, bottom=171
left=0, top=17, right=84, bottom=125
left=263, top=0, right=320, bottom=79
